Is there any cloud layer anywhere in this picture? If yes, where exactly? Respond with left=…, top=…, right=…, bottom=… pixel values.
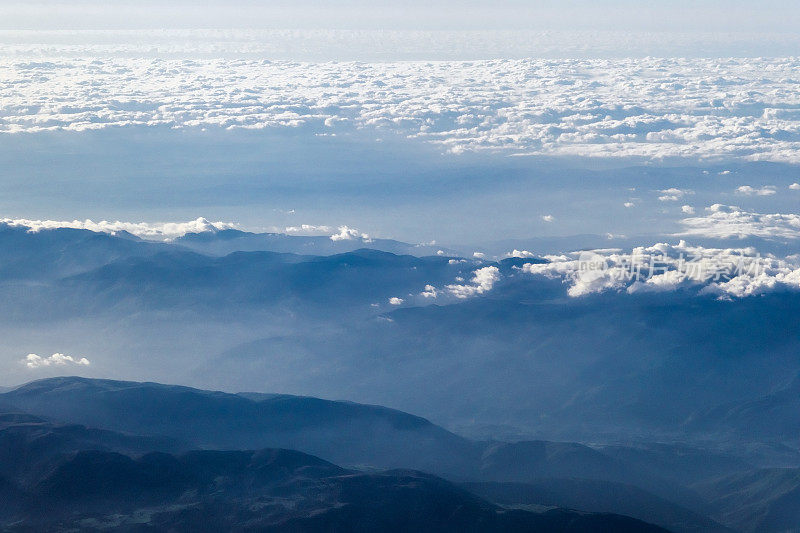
left=522, top=241, right=800, bottom=299
left=677, top=205, right=800, bottom=240
left=23, top=353, right=90, bottom=369
left=2, top=29, right=800, bottom=60
left=4, top=57, right=800, bottom=161
left=0, top=217, right=239, bottom=241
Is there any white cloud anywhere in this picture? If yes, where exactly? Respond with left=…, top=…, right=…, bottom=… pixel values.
left=541, top=215, right=555, bottom=222
left=284, top=224, right=333, bottom=235
left=3, top=30, right=800, bottom=62
left=0, top=217, right=239, bottom=241
left=658, top=188, right=692, bottom=202
left=624, top=202, right=635, bottom=208
left=790, top=183, right=800, bottom=190
left=681, top=205, right=695, bottom=214
left=736, top=185, right=777, bottom=196
left=521, top=241, right=800, bottom=299
left=446, top=266, right=500, bottom=299
left=22, top=353, right=90, bottom=369
left=472, top=252, right=486, bottom=259
left=420, top=284, right=438, bottom=298
left=677, top=205, right=800, bottom=240
left=7, top=57, right=800, bottom=162
left=508, top=249, right=538, bottom=258
left=388, top=297, right=404, bottom=305
left=0, top=217, right=379, bottom=244
left=329, top=225, right=371, bottom=242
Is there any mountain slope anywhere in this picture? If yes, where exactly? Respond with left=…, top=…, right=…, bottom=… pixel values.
left=0, top=377, right=479, bottom=475
left=175, top=228, right=458, bottom=257
left=464, top=479, right=732, bottom=533
left=4, top=447, right=669, bottom=533
left=684, top=375, right=800, bottom=443
left=692, top=468, right=800, bottom=533
left=0, top=224, right=167, bottom=280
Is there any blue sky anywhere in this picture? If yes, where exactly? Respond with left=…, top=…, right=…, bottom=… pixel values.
left=1, top=1, right=800, bottom=246
left=3, top=1, right=800, bottom=33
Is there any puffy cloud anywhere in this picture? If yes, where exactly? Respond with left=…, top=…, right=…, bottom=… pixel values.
left=420, top=284, right=439, bottom=298
left=388, top=297, right=404, bottom=305
left=23, top=353, right=90, bottom=369
left=658, top=188, right=692, bottom=202
left=472, top=252, right=486, bottom=259
left=681, top=205, right=695, bottom=214
left=624, top=202, right=635, bottom=208
left=736, top=185, right=777, bottom=196
left=790, top=183, right=800, bottom=190
left=446, top=266, right=500, bottom=299
left=541, top=215, right=555, bottom=222
left=677, top=205, right=800, bottom=240
left=521, top=241, right=800, bottom=299
left=329, top=225, right=371, bottom=242
left=508, top=250, right=538, bottom=258
left=0, top=216, right=239, bottom=241
left=284, top=224, right=371, bottom=241
left=6, top=57, right=800, bottom=162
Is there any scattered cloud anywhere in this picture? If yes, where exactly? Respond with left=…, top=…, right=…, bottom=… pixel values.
left=508, top=250, right=538, bottom=258
left=736, top=185, right=777, bottom=196
left=446, top=266, right=500, bottom=299
left=624, top=202, right=635, bottom=208
left=677, top=204, right=800, bottom=239
left=388, top=297, right=404, bottom=305
left=284, top=224, right=371, bottom=241
left=790, top=183, right=800, bottom=190
left=658, top=188, right=692, bottom=202
left=22, top=353, right=90, bottom=369
left=681, top=205, right=695, bottom=214
left=420, top=284, right=438, bottom=298
left=541, top=215, right=555, bottom=222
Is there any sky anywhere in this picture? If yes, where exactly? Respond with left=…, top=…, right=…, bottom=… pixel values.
left=1, top=1, right=800, bottom=246
left=3, top=1, right=800, bottom=33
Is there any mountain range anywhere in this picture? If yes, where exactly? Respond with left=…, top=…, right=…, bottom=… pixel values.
left=0, top=376, right=789, bottom=533
left=0, top=377, right=676, bottom=532
left=2, top=223, right=800, bottom=531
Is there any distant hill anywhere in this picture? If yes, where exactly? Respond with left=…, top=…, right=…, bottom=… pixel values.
left=0, top=223, right=167, bottom=280
left=684, top=375, right=800, bottom=442
left=464, top=479, right=732, bottom=533
left=1, top=376, right=479, bottom=476
left=0, top=376, right=758, bottom=532
left=692, top=467, right=800, bottom=533
left=0, top=397, right=669, bottom=532
left=175, top=228, right=460, bottom=257
left=4, top=446, right=669, bottom=532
